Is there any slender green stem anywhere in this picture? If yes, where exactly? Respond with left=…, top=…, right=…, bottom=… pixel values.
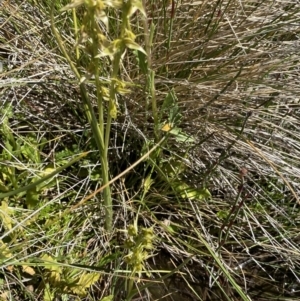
left=90, top=22, right=113, bottom=231
left=72, top=8, right=80, bottom=61
left=51, top=3, right=113, bottom=231
left=142, top=0, right=159, bottom=141
left=149, top=70, right=159, bottom=140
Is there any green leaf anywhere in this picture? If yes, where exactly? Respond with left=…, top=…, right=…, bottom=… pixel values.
left=71, top=272, right=101, bottom=296
left=26, top=186, right=39, bottom=209
left=90, top=169, right=101, bottom=181
left=43, top=283, right=55, bottom=301
left=136, top=50, right=148, bottom=74
left=217, top=210, right=228, bottom=219
left=37, top=167, right=57, bottom=190
left=41, top=254, right=62, bottom=272
left=100, top=295, right=114, bottom=301
left=0, top=179, right=8, bottom=192
left=20, top=141, right=40, bottom=163
left=0, top=201, right=13, bottom=230
left=177, top=184, right=211, bottom=201
left=0, top=240, right=13, bottom=262
left=160, top=89, right=183, bottom=129
left=162, top=89, right=177, bottom=112
left=169, top=104, right=180, bottom=122
left=125, top=0, right=146, bottom=17
left=41, top=255, right=62, bottom=285
left=168, top=127, right=195, bottom=143
left=124, top=38, right=147, bottom=55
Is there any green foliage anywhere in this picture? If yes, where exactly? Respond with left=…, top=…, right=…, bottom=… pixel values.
left=123, top=223, right=155, bottom=300
left=159, top=89, right=195, bottom=144
left=217, top=210, right=229, bottom=220
left=124, top=224, right=155, bottom=277
left=40, top=254, right=101, bottom=299
left=177, top=184, right=211, bottom=201
left=52, top=0, right=150, bottom=231
left=0, top=201, right=13, bottom=230
left=100, top=296, right=114, bottom=301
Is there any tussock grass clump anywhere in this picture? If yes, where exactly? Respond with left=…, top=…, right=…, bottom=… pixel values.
left=1, top=0, right=300, bottom=300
